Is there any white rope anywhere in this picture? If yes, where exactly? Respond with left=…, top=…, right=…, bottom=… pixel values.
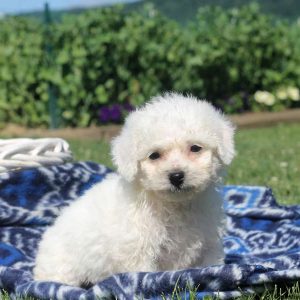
left=0, top=138, right=73, bottom=173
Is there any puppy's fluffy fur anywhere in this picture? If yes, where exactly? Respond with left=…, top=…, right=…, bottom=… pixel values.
left=34, top=93, right=235, bottom=286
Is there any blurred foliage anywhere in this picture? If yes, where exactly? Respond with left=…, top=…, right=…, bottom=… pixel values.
left=126, top=0, right=300, bottom=24
left=53, top=7, right=185, bottom=126
left=22, top=0, right=300, bottom=24
left=0, top=4, right=300, bottom=127
left=0, top=17, right=47, bottom=126
left=183, top=4, right=300, bottom=113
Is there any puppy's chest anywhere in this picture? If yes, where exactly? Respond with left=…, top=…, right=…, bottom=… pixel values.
left=137, top=207, right=204, bottom=271
left=132, top=204, right=204, bottom=270
left=153, top=218, right=204, bottom=270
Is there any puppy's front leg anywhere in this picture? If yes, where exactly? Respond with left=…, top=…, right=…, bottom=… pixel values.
left=199, top=242, right=225, bottom=267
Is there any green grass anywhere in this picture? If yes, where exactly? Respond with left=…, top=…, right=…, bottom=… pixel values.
left=68, top=139, right=113, bottom=169
left=1, top=122, right=300, bottom=299
left=70, top=122, right=300, bottom=205
left=0, top=292, right=36, bottom=300
left=3, top=282, right=300, bottom=300
left=165, top=282, right=300, bottom=299
left=227, top=123, right=300, bottom=205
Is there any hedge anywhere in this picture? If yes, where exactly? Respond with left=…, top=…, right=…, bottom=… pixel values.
left=0, top=3, right=299, bottom=127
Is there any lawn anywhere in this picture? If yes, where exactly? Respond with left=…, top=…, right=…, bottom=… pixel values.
left=227, top=122, right=300, bottom=205
left=1, top=122, right=300, bottom=299
left=69, top=122, right=300, bottom=205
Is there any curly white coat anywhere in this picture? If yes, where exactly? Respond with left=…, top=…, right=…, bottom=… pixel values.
left=34, top=93, right=235, bottom=286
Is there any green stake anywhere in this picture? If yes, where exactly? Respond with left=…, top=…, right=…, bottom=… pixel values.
left=44, top=2, right=58, bottom=129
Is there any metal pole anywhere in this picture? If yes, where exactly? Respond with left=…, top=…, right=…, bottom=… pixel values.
left=44, top=2, right=58, bottom=129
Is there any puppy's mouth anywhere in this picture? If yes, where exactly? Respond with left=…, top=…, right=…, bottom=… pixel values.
left=169, top=185, right=195, bottom=193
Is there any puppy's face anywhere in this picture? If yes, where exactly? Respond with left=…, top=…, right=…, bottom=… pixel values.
left=138, top=140, right=220, bottom=196
left=111, top=94, right=235, bottom=200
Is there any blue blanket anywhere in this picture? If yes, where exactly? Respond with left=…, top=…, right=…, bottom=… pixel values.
left=0, top=162, right=300, bottom=299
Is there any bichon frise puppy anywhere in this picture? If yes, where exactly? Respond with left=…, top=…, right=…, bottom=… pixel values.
left=34, top=93, right=235, bottom=286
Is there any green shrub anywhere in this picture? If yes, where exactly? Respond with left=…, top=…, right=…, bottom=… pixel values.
left=0, top=4, right=299, bottom=127
left=0, top=17, right=48, bottom=126
left=182, top=3, right=300, bottom=113
left=53, top=6, right=185, bottom=126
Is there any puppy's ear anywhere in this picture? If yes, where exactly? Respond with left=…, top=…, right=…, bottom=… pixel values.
left=217, top=118, right=235, bottom=165
left=111, top=130, right=137, bottom=182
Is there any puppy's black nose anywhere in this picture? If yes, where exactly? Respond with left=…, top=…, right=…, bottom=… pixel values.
left=169, top=171, right=185, bottom=188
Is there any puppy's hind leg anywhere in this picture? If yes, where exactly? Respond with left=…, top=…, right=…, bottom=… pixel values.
left=34, top=264, right=82, bottom=286
left=34, top=251, right=82, bottom=286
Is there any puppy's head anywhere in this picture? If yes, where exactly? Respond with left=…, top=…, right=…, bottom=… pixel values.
left=111, top=93, right=235, bottom=197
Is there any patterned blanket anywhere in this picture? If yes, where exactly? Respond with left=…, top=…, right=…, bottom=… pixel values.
left=0, top=162, right=300, bottom=300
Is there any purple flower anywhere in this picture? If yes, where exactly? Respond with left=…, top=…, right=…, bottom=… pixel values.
left=110, top=104, right=122, bottom=122
left=99, top=107, right=111, bottom=123
left=122, top=102, right=134, bottom=112
left=99, top=103, right=135, bottom=124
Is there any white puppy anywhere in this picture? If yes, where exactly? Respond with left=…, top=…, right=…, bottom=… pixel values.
left=34, top=93, right=235, bottom=286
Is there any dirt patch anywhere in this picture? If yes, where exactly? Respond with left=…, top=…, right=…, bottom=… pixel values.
left=230, top=108, right=300, bottom=129
left=1, top=109, right=300, bottom=141
left=0, top=124, right=121, bottom=142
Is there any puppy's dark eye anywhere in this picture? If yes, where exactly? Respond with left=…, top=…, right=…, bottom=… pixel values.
left=190, top=145, right=202, bottom=152
left=149, top=152, right=160, bottom=160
